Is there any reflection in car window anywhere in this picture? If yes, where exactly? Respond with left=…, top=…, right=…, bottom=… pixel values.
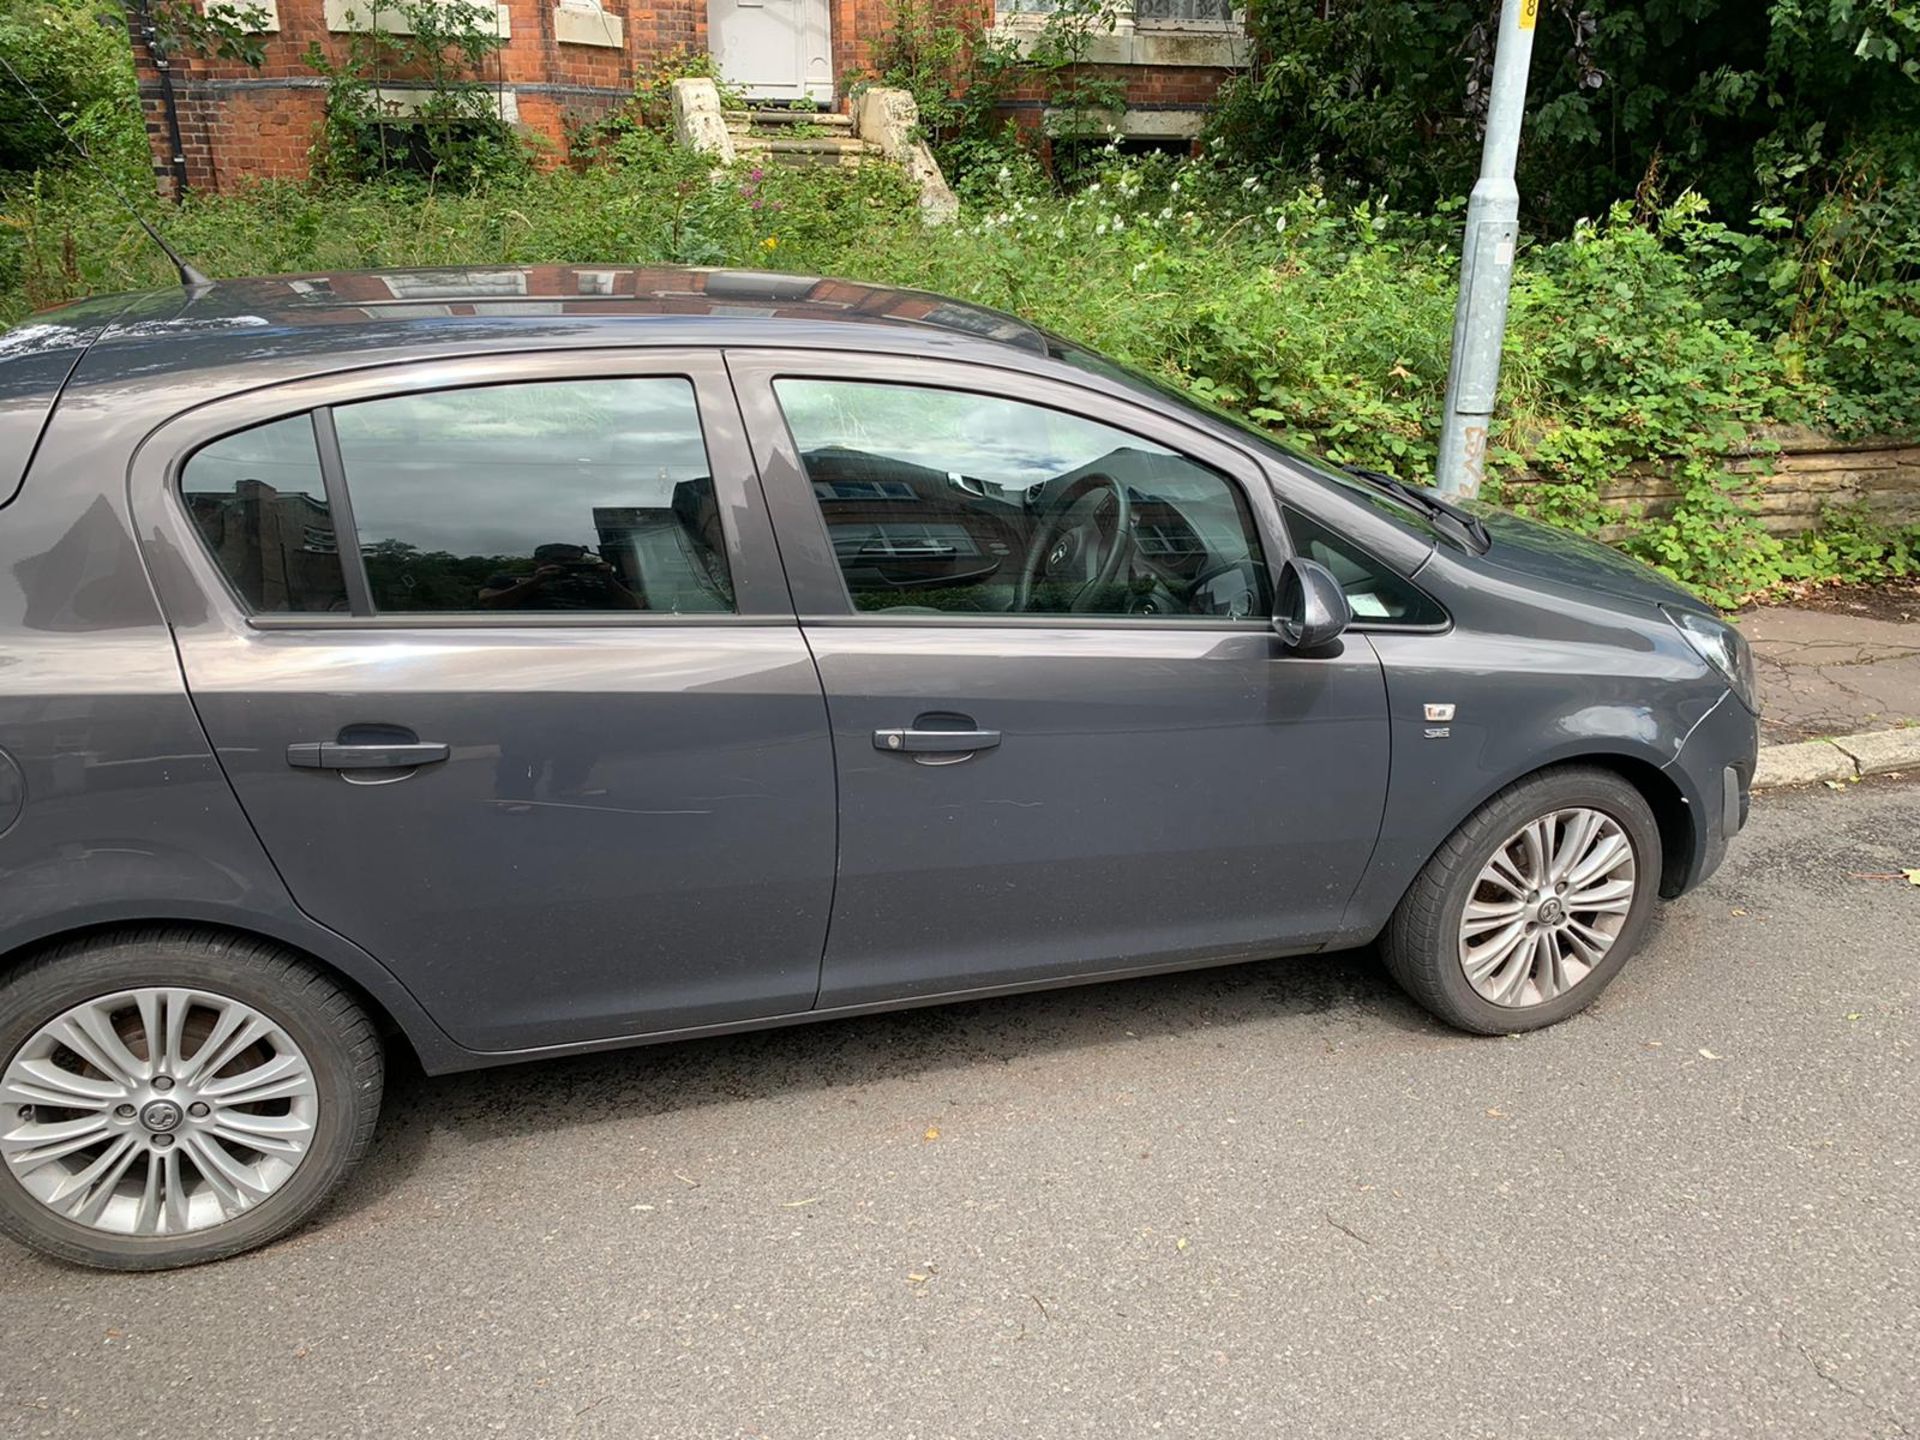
left=1048, top=342, right=1444, bottom=541
left=1284, top=507, right=1445, bottom=626
left=775, top=380, right=1270, bottom=620
left=181, top=415, right=351, bottom=613
left=331, top=379, right=734, bottom=614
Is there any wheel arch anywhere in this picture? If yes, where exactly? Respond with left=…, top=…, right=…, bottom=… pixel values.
left=1414, top=748, right=1696, bottom=901
left=1576, top=752, right=1695, bottom=898
left=0, top=914, right=464, bottom=1074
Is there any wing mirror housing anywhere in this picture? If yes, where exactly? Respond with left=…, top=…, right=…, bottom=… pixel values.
left=1273, top=558, right=1353, bottom=653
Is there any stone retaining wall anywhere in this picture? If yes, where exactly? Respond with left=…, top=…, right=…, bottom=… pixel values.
left=1502, top=428, right=1920, bottom=540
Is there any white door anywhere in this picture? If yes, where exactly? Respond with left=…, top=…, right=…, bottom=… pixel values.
left=708, top=0, right=833, bottom=103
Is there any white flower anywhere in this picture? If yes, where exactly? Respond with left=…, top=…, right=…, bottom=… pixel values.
left=1170, top=180, right=1181, bottom=194
left=1241, top=175, right=1258, bottom=191
left=1159, top=205, right=1173, bottom=220
left=1275, top=215, right=1287, bottom=234
left=1112, top=216, right=1125, bottom=231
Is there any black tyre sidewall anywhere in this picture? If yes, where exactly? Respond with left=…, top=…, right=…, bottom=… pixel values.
left=1396, top=770, right=1663, bottom=1034
left=0, top=936, right=378, bottom=1271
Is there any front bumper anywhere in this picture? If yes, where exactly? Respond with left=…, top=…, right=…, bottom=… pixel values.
left=1662, top=688, right=1760, bottom=894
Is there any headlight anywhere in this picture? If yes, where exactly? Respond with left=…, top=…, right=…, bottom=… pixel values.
left=1664, top=606, right=1758, bottom=713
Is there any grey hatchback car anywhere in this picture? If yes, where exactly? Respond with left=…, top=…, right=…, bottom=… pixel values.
left=0, top=266, right=1756, bottom=1269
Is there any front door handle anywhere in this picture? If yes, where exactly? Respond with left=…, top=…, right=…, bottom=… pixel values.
left=873, top=727, right=1002, bottom=754
left=287, top=740, right=450, bottom=770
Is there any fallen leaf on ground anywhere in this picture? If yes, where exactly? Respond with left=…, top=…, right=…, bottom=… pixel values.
left=1699, top=1048, right=1723, bottom=1060
left=907, top=1273, right=929, bottom=1284
left=780, top=1197, right=819, bottom=1208
left=923, top=1127, right=940, bottom=1142
left=1905, top=869, right=1920, bottom=886
left=1485, top=1107, right=1505, bottom=1117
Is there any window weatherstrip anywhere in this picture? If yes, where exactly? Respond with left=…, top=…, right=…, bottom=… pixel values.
left=310, top=406, right=374, bottom=618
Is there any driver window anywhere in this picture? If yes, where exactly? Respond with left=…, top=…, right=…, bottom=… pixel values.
left=774, top=379, right=1271, bottom=620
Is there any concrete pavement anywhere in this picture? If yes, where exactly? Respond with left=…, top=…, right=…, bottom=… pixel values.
left=1, top=780, right=1917, bottom=1439
left=1741, top=604, right=1920, bottom=744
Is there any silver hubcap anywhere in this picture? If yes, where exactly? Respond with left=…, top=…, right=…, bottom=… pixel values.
left=1, top=988, right=317, bottom=1237
left=1459, top=808, right=1638, bottom=1008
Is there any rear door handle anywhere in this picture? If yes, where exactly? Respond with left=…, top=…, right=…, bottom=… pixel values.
left=287, top=741, right=450, bottom=770
left=873, top=728, right=1002, bottom=754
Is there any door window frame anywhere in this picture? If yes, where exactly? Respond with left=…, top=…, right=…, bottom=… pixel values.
left=135, top=349, right=797, bottom=633
left=725, top=349, right=1291, bottom=629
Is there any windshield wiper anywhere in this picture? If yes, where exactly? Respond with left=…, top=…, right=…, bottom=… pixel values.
left=1338, top=465, right=1492, bottom=554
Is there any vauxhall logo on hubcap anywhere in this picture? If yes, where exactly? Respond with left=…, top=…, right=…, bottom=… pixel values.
left=1537, top=897, right=1567, bottom=926
left=140, top=1099, right=183, bottom=1133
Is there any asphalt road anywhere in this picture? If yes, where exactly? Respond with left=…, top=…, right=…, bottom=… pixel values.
left=2, top=781, right=1916, bottom=1439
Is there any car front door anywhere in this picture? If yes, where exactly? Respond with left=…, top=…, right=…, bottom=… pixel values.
left=729, top=352, right=1392, bottom=1008
left=133, top=351, right=837, bottom=1054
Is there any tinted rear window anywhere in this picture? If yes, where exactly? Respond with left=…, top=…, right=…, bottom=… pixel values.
left=330, top=379, right=734, bottom=615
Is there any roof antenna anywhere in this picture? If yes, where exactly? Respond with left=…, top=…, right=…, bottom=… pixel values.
left=0, top=51, right=212, bottom=289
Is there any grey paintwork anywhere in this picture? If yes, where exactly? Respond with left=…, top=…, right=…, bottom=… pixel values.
left=0, top=267, right=1758, bottom=1074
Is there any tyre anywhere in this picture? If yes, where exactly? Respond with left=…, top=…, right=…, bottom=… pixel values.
left=0, top=929, right=383, bottom=1270
left=1382, top=766, right=1663, bottom=1035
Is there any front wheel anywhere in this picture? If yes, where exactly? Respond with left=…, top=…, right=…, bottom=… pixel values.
left=0, top=930, right=383, bottom=1270
left=1382, top=767, right=1663, bottom=1034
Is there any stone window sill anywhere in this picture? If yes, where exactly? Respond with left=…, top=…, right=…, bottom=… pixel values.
left=1044, top=105, right=1209, bottom=138
left=324, top=0, right=511, bottom=40
left=991, top=12, right=1247, bottom=67
left=206, top=0, right=281, bottom=32
left=554, top=4, right=623, bottom=47
left=370, top=85, right=519, bottom=122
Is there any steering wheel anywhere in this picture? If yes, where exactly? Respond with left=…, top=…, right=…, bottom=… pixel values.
left=1013, top=473, right=1134, bottom=614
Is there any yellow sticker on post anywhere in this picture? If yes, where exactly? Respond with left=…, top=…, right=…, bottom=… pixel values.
left=1518, top=0, right=1538, bottom=28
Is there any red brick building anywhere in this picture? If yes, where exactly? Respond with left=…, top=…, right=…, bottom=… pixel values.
left=135, top=0, right=1245, bottom=193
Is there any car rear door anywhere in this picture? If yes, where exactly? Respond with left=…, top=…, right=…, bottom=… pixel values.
left=729, top=351, right=1391, bottom=1008
left=132, top=350, right=837, bottom=1054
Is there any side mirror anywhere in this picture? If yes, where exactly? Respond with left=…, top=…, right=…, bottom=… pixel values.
left=1274, top=557, right=1352, bottom=652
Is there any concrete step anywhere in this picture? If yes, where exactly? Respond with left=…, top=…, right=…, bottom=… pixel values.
left=733, top=134, right=877, bottom=168
left=724, top=109, right=854, bottom=136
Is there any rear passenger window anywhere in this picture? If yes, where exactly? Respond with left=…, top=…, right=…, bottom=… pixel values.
left=181, top=415, right=350, bottom=613
left=332, top=379, right=734, bottom=615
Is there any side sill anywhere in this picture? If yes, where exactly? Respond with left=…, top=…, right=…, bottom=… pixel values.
left=419, top=941, right=1329, bottom=1074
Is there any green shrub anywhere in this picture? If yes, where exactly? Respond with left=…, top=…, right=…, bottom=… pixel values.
left=0, top=0, right=143, bottom=178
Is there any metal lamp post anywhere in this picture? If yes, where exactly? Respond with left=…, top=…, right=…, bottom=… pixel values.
left=1435, top=0, right=1539, bottom=497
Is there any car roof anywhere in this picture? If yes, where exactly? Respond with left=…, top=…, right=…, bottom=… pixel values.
left=56, top=265, right=1057, bottom=376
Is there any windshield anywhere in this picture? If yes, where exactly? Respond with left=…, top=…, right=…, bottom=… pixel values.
left=1046, top=339, right=1443, bottom=541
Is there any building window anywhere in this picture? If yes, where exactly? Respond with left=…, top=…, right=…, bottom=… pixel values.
left=1131, top=0, right=1232, bottom=24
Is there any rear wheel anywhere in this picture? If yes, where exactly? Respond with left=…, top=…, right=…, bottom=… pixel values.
left=0, top=930, right=382, bottom=1270
left=1382, top=767, right=1663, bottom=1034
